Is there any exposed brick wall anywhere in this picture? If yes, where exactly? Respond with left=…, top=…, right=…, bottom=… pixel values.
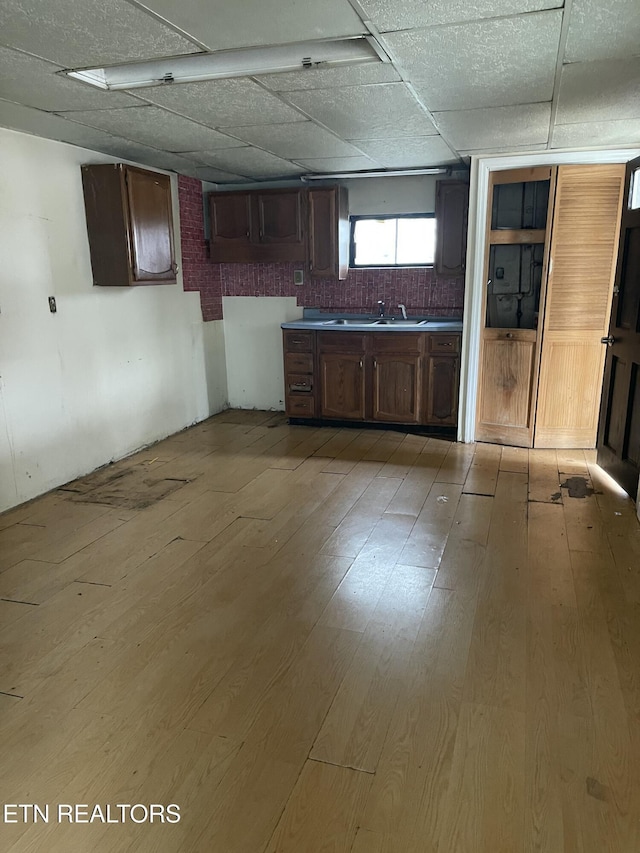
left=177, top=175, right=222, bottom=321
left=217, top=262, right=464, bottom=316
left=177, top=178, right=464, bottom=321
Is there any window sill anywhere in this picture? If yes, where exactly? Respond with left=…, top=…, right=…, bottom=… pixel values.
left=349, top=264, right=435, bottom=271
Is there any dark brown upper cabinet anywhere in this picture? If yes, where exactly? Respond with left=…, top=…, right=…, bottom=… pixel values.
left=308, top=186, right=349, bottom=280
left=209, top=188, right=307, bottom=263
left=256, top=190, right=304, bottom=245
left=209, top=192, right=252, bottom=246
left=81, top=164, right=177, bottom=287
left=435, top=180, right=469, bottom=277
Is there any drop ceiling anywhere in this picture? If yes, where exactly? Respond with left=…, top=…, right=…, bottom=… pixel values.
left=0, top=0, right=638, bottom=183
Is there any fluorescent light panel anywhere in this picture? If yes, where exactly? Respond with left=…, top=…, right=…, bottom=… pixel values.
left=65, top=37, right=386, bottom=91
left=303, top=168, right=449, bottom=179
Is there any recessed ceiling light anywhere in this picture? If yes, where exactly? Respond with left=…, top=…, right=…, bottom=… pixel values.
left=64, top=37, right=389, bottom=91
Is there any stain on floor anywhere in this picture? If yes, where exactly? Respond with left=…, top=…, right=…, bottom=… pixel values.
left=560, top=476, right=596, bottom=499
left=59, top=464, right=189, bottom=510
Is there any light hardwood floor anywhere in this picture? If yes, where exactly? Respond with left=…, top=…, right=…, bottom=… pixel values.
left=1, top=410, right=639, bottom=852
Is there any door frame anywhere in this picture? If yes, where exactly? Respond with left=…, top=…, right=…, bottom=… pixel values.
left=458, top=147, right=640, bottom=445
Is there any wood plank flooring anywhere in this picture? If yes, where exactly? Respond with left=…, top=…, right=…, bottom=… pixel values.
left=1, top=410, right=639, bottom=852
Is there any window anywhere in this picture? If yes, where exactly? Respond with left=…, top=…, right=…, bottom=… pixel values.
left=630, top=166, right=640, bottom=210
left=349, top=214, right=435, bottom=268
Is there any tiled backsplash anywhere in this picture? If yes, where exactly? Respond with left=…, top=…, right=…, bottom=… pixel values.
left=178, top=176, right=465, bottom=322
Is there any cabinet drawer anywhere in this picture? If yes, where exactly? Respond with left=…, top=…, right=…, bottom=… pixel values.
left=287, top=374, right=313, bottom=393
left=428, top=334, right=460, bottom=354
left=285, top=352, right=313, bottom=374
left=286, top=395, right=315, bottom=417
left=372, top=333, right=422, bottom=353
left=318, top=332, right=366, bottom=351
left=284, top=330, right=314, bottom=351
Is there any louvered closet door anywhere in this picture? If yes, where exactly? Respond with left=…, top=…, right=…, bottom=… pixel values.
left=534, top=164, right=626, bottom=448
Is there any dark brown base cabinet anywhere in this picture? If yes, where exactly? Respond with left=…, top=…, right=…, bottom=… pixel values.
left=82, top=164, right=177, bottom=287
left=283, top=330, right=461, bottom=428
left=373, top=355, right=422, bottom=423
left=320, top=353, right=366, bottom=419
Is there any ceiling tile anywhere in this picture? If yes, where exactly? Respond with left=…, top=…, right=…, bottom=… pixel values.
left=284, top=83, right=439, bottom=139
left=0, top=0, right=200, bottom=66
left=556, top=58, right=640, bottom=125
left=57, top=106, right=246, bottom=152
left=348, top=136, right=459, bottom=167
left=293, top=156, right=381, bottom=171
left=256, top=62, right=400, bottom=92
left=551, top=119, right=640, bottom=149
left=359, top=0, right=562, bottom=32
left=0, top=98, right=194, bottom=167
left=185, top=147, right=305, bottom=178
left=223, top=122, right=362, bottom=158
left=180, top=166, right=247, bottom=183
left=0, top=47, right=139, bottom=112
left=458, top=143, right=548, bottom=156
left=386, top=11, right=562, bottom=110
left=136, top=0, right=364, bottom=51
left=565, top=0, right=640, bottom=62
left=137, top=78, right=307, bottom=128
left=433, top=103, right=551, bottom=149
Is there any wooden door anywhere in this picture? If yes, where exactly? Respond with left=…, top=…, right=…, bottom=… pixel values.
left=372, top=354, right=421, bottom=423
left=435, top=180, right=469, bottom=276
left=320, top=353, right=365, bottom=420
left=535, top=164, right=626, bottom=448
left=477, top=329, right=538, bottom=444
left=125, top=167, right=176, bottom=283
left=476, top=167, right=555, bottom=446
left=597, top=156, right=640, bottom=498
left=257, top=191, right=304, bottom=245
left=209, top=192, right=252, bottom=244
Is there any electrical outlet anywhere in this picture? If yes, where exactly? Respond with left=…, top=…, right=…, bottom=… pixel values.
left=293, top=270, right=304, bottom=286
left=48, top=296, right=57, bottom=313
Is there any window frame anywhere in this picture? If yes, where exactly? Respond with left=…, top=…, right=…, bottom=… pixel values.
left=348, top=212, right=436, bottom=269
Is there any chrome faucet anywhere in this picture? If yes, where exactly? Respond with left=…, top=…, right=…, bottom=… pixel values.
left=377, top=300, right=385, bottom=317
left=398, top=303, right=407, bottom=319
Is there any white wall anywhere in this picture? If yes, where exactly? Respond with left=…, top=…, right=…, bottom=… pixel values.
left=202, top=320, right=228, bottom=413
left=0, top=128, right=224, bottom=513
left=223, top=296, right=302, bottom=410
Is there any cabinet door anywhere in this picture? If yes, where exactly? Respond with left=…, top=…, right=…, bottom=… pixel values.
left=372, top=354, right=421, bottom=423
left=125, top=167, right=176, bottom=283
left=308, top=188, right=337, bottom=277
left=320, top=353, right=365, bottom=419
left=209, top=193, right=252, bottom=244
left=435, top=181, right=469, bottom=276
left=308, top=186, right=349, bottom=279
left=257, top=191, right=304, bottom=245
left=476, top=329, right=538, bottom=445
left=426, top=356, right=459, bottom=426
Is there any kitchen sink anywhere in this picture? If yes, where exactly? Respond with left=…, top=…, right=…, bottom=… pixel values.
left=322, top=318, right=379, bottom=325
left=373, top=319, right=428, bottom=325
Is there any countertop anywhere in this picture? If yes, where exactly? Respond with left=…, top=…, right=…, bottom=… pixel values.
left=281, top=313, right=463, bottom=333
